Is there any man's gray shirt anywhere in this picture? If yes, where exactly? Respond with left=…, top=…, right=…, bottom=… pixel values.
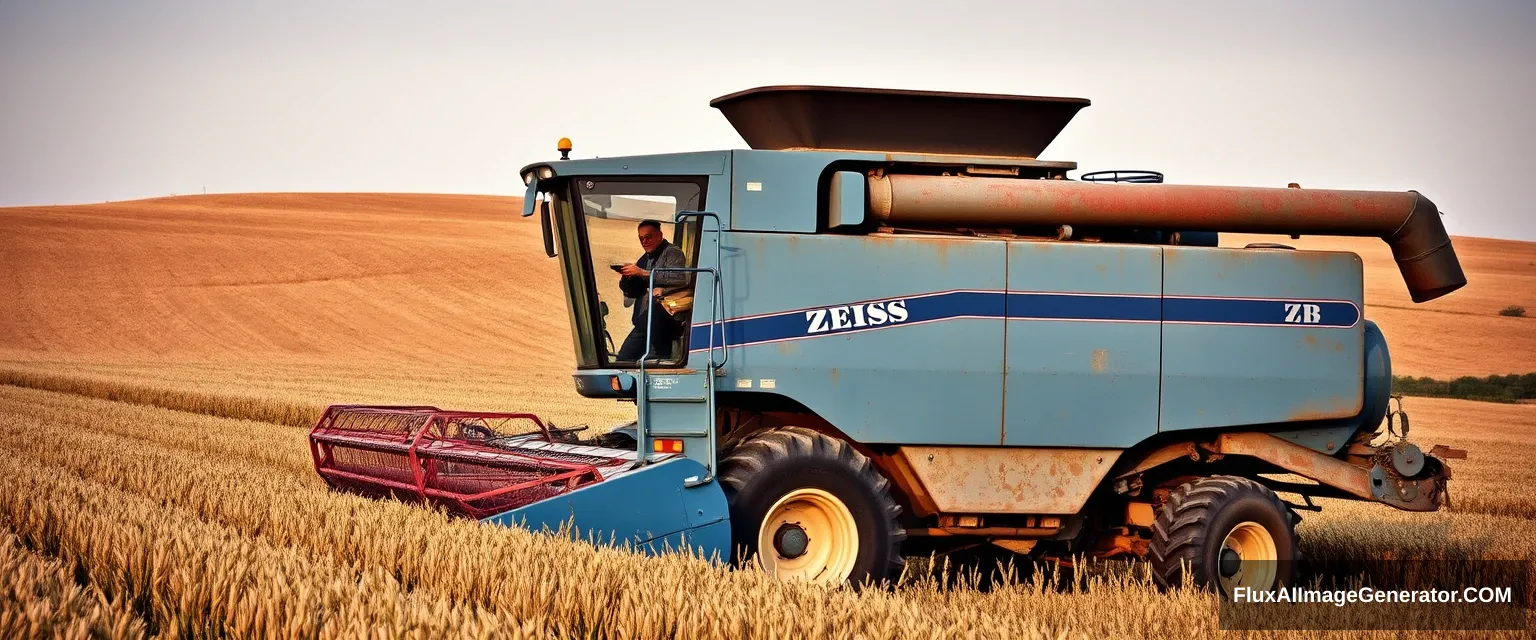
left=624, top=242, right=687, bottom=312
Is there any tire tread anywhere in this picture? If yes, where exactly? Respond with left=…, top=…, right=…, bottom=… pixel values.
left=717, top=426, right=906, bottom=584
left=1148, top=475, right=1296, bottom=591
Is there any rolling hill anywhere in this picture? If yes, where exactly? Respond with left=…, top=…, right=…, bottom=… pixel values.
left=2, top=192, right=1533, bottom=638
left=1, top=193, right=1531, bottom=379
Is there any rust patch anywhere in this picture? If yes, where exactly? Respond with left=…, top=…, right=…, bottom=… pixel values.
left=1215, top=432, right=1373, bottom=500
left=899, top=446, right=1121, bottom=513
left=931, top=237, right=952, bottom=269
left=1287, top=395, right=1362, bottom=422
left=1300, top=332, right=1347, bottom=354
left=869, top=451, right=940, bottom=517
left=1090, top=349, right=1108, bottom=373
left=1113, top=442, right=1198, bottom=481
left=1292, top=248, right=1349, bottom=269
left=776, top=342, right=799, bottom=356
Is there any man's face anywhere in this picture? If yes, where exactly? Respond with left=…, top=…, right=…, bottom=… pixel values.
left=638, top=225, right=663, bottom=253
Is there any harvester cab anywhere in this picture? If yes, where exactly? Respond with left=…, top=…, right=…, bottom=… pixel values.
left=312, top=85, right=1469, bottom=594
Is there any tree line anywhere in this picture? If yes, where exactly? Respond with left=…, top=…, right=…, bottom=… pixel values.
left=1394, top=373, right=1536, bottom=404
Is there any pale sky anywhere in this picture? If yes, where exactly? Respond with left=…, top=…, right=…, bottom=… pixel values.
left=3, top=1, right=1534, bottom=240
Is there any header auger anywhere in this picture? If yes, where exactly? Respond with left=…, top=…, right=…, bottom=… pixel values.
left=312, top=85, right=1467, bottom=596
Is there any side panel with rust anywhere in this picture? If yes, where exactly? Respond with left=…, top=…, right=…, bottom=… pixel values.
left=1160, top=247, right=1365, bottom=431
left=899, top=446, right=1122, bottom=514
left=1003, top=241, right=1164, bottom=446
left=704, top=232, right=1009, bottom=445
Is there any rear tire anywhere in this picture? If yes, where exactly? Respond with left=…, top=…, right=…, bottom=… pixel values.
left=718, top=427, right=905, bottom=586
left=1149, top=475, right=1297, bottom=596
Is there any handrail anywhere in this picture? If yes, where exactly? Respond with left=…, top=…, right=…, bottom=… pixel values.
left=675, top=211, right=726, bottom=370
left=637, top=211, right=724, bottom=485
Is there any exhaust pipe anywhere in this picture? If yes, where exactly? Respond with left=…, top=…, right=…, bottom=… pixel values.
left=868, top=175, right=1465, bottom=303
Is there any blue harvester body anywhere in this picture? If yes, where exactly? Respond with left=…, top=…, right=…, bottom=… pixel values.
left=313, top=86, right=1467, bottom=574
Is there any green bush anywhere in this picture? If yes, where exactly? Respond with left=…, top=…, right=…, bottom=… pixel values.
left=1393, top=373, right=1536, bottom=403
left=1499, top=305, right=1526, bottom=317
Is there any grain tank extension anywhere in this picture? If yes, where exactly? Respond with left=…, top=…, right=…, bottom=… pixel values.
left=311, top=86, right=1468, bottom=596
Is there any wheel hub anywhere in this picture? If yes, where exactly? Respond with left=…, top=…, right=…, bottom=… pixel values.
left=756, top=487, right=860, bottom=583
left=773, top=523, right=810, bottom=559
left=1219, top=548, right=1241, bottom=578
left=1218, top=521, right=1278, bottom=594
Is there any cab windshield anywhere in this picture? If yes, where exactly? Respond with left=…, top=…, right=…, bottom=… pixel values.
left=559, top=177, right=705, bottom=368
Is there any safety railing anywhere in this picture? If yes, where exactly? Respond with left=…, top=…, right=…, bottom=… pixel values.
left=638, top=211, right=724, bottom=486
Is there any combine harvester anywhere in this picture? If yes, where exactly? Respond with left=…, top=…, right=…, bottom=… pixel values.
left=310, top=86, right=1469, bottom=595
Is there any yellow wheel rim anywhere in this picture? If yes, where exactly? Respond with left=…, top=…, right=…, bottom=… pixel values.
left=1218, top=521, right=1278, bottom=594
left=757, top=488, right=859, bottom=584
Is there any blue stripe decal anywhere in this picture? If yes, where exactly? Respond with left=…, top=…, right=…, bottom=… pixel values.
left=688, top=291, right=1002, bottom=350
left=1008, top=292, right=1160, bottom=322
left=1163, top=297, right=1359, bottom=328
left=688, top=291, right=1357, bottom=352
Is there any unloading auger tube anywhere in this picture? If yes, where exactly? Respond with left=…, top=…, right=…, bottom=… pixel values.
left=867, top=175, right=1466, bottom=303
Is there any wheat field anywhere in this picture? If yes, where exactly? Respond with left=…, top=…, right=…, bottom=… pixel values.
left=2, top=194, right=1534, bottom=638
left=1, top=383, right=1531, bottom=639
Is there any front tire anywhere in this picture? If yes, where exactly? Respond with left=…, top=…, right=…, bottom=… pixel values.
left=718, top=427, right=905, bottom=586
left=1149, top=475, right=1298, bottom=596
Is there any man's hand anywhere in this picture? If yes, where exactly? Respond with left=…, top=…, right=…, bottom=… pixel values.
left=652, top=288, right=663, bottom=298
left=619, top=264, right=648, bottom=278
